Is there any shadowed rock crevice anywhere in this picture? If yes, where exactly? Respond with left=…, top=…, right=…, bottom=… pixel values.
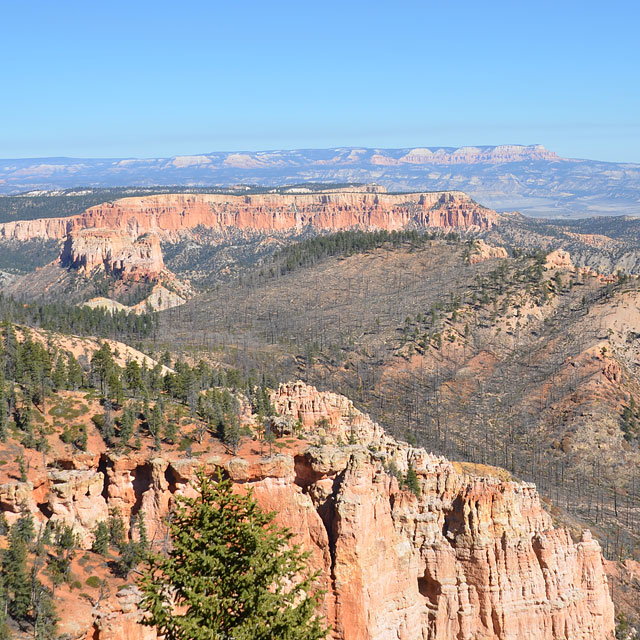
left=97, top=454, right=112, bottom=502
left=417, top=571, right=440, bottom=609
left=442, top=494, right=466, bottom=541
left=37, top=501, right=53, bottom=518
left=164, top=464, right=180, bottom=493
left=131, top=462, right=153, bottom=517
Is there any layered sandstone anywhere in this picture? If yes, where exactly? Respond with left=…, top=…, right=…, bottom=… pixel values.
left=60, top=229, right=164, bottom=276
left=0, top=189, right=499, bottom=245
left=7, top=381, right=614, bottom=640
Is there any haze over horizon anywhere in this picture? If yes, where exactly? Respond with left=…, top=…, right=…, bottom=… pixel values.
left=2, top=143, right=635, bottom=166
left=2, top=0, right=639, bottom=163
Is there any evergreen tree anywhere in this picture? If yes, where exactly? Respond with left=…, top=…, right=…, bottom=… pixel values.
left=32, top=581, right=57, bottom=640
left=17, top=401, right=36, bottom=448
left=118, top=402, right=136, bottom=446
left=222, top=411, right=241, bottom=454
left=138, top=471, right=328, bottom=640
left=66, top=353, right=84, bottom=390
left=2, top=323, right=19, bottom=381
left=92, top=521, right=110, bottom=556
left=135, top=512, right=149, bottom=550
left=149, top=401, right=164, bottom=450
left=404, top=463, right=421, bottom=497
left=3, top=527, right=31, bottom=621
left=46, top=524, right=76, bottom=585
left=108, top=508, right=125, bottom=547
left=13, top=506, right=35, bottom=543
left=163, top=419, right=178, bottom=445
left=17, top=454, right=28, bottom=483
left=51, top=356, right=67, bottom=391
left=0, top=369, right=7, bottom=442
left=0, top=582, right=9, bottom=640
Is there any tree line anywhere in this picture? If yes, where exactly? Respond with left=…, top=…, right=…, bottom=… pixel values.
left=0, top=294, right=157, bottom=340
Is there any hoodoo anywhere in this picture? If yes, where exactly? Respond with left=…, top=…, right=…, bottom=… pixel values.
left=5, top=380, right=615, bottom=640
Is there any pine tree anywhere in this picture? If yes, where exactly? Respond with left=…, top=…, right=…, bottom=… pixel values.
left=222, top=411, right=241, bottom=454
left=138, top=471, right=328, bottom=640
left=17, top=454, right=28, bottom=483
left=95, top=399, right=116, bottom=446
left=163, top=419, right=178, bottom=445
left=13, top=506, right=35, bottom=543
left=149, top=402, right=164, bottom=450
left=32, top=581, right=57, bottom=640
left=0, top=582, right=9, bottom=640
left=47, top=524, right=76, bottom=585
left=52, top=356, right=67, bottom=391
left=124, top=360, right=143, bottom=397
left=2, top=323, right=19, bottom=381
left=0, top=369, right=7, bottom=442
left=118, top=402, right=136, bottom=446
left=92, top=521, right=110, bottom=556
left=3, top=526, right=31, bottom=621
left=108, top=508, right=125, bottom=547
left=66, top=353, right=84, bottom=390
left=404, top=463, right=421, bottom=497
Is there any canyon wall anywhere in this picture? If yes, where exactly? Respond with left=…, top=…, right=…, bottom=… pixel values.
left=0, top=190, right=499, bottom=245
left=3, top=382, right=614, bottom=640
left=60, top=229, right=165, bottom=276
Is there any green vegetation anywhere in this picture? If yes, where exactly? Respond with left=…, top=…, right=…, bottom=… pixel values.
left=399, top=251, right=555, bottom=352
left=0, top=239, right=60, bottom=273
left=138, top=470, right=328, bottom=640
left=0, top=511, right=59, bottom=639
left=620, top=397, right=640, bottom=443
left=268, top=229, right=461, bottom=278
left=0, top=293, right=157, bottom=341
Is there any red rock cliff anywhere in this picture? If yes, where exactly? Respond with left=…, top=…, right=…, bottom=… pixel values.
left=0, top=190, right=498, bottom=244
left=5, top=382, right=614, bottom=640
left=60, top=229, right=165, bottom=277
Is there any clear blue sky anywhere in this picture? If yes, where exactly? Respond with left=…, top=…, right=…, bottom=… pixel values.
left=1, top=0, right=639, bottom=162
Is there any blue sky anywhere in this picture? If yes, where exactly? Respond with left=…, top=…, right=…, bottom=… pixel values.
left=1, top=0, right=639, bottom=162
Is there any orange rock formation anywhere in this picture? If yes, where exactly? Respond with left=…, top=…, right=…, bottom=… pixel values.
left=0, top=190, right=498, bottom=245
left=6, top=382, right=614, bottom=640
left=60, top=229, right=165, bottom=276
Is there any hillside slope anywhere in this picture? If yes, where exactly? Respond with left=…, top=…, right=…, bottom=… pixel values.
left=0, top=374, right=615, bottom=640
left=159, top=236, right=640, bottom=564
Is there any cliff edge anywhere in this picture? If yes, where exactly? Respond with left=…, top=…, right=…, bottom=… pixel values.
left=1, top=381, right=614, bottom=640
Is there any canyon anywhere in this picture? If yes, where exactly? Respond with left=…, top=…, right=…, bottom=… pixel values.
left=0, top=187, right=499, bottom=306
left=0, top=380, right=615, bottom=640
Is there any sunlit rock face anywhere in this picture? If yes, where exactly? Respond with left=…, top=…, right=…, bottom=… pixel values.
left=14, top=381, right=614, bottom=640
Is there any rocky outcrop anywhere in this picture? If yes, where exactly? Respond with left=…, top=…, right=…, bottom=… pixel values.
left=545, top=249, right=575, bottom=270
left=9, top=381, right=614, bottom=640
left=0, top=189, right=499, bottom=245
left=469, top=238, right=509, bottom=263
left=60, top=229, right=164, bottom=277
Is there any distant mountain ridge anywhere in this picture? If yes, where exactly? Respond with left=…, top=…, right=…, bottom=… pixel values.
left=1, top=144, right=639, bottom=217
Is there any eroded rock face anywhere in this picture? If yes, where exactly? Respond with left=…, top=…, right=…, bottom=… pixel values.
left=12, top=382, right=614, bottom=640
left=0, top=189, right=499, bottom=244
left=545, top=249, right=574, bottom=270
left=469, top=238, right=509, bottom=263
left=60, top=229, right=164, bottom=277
